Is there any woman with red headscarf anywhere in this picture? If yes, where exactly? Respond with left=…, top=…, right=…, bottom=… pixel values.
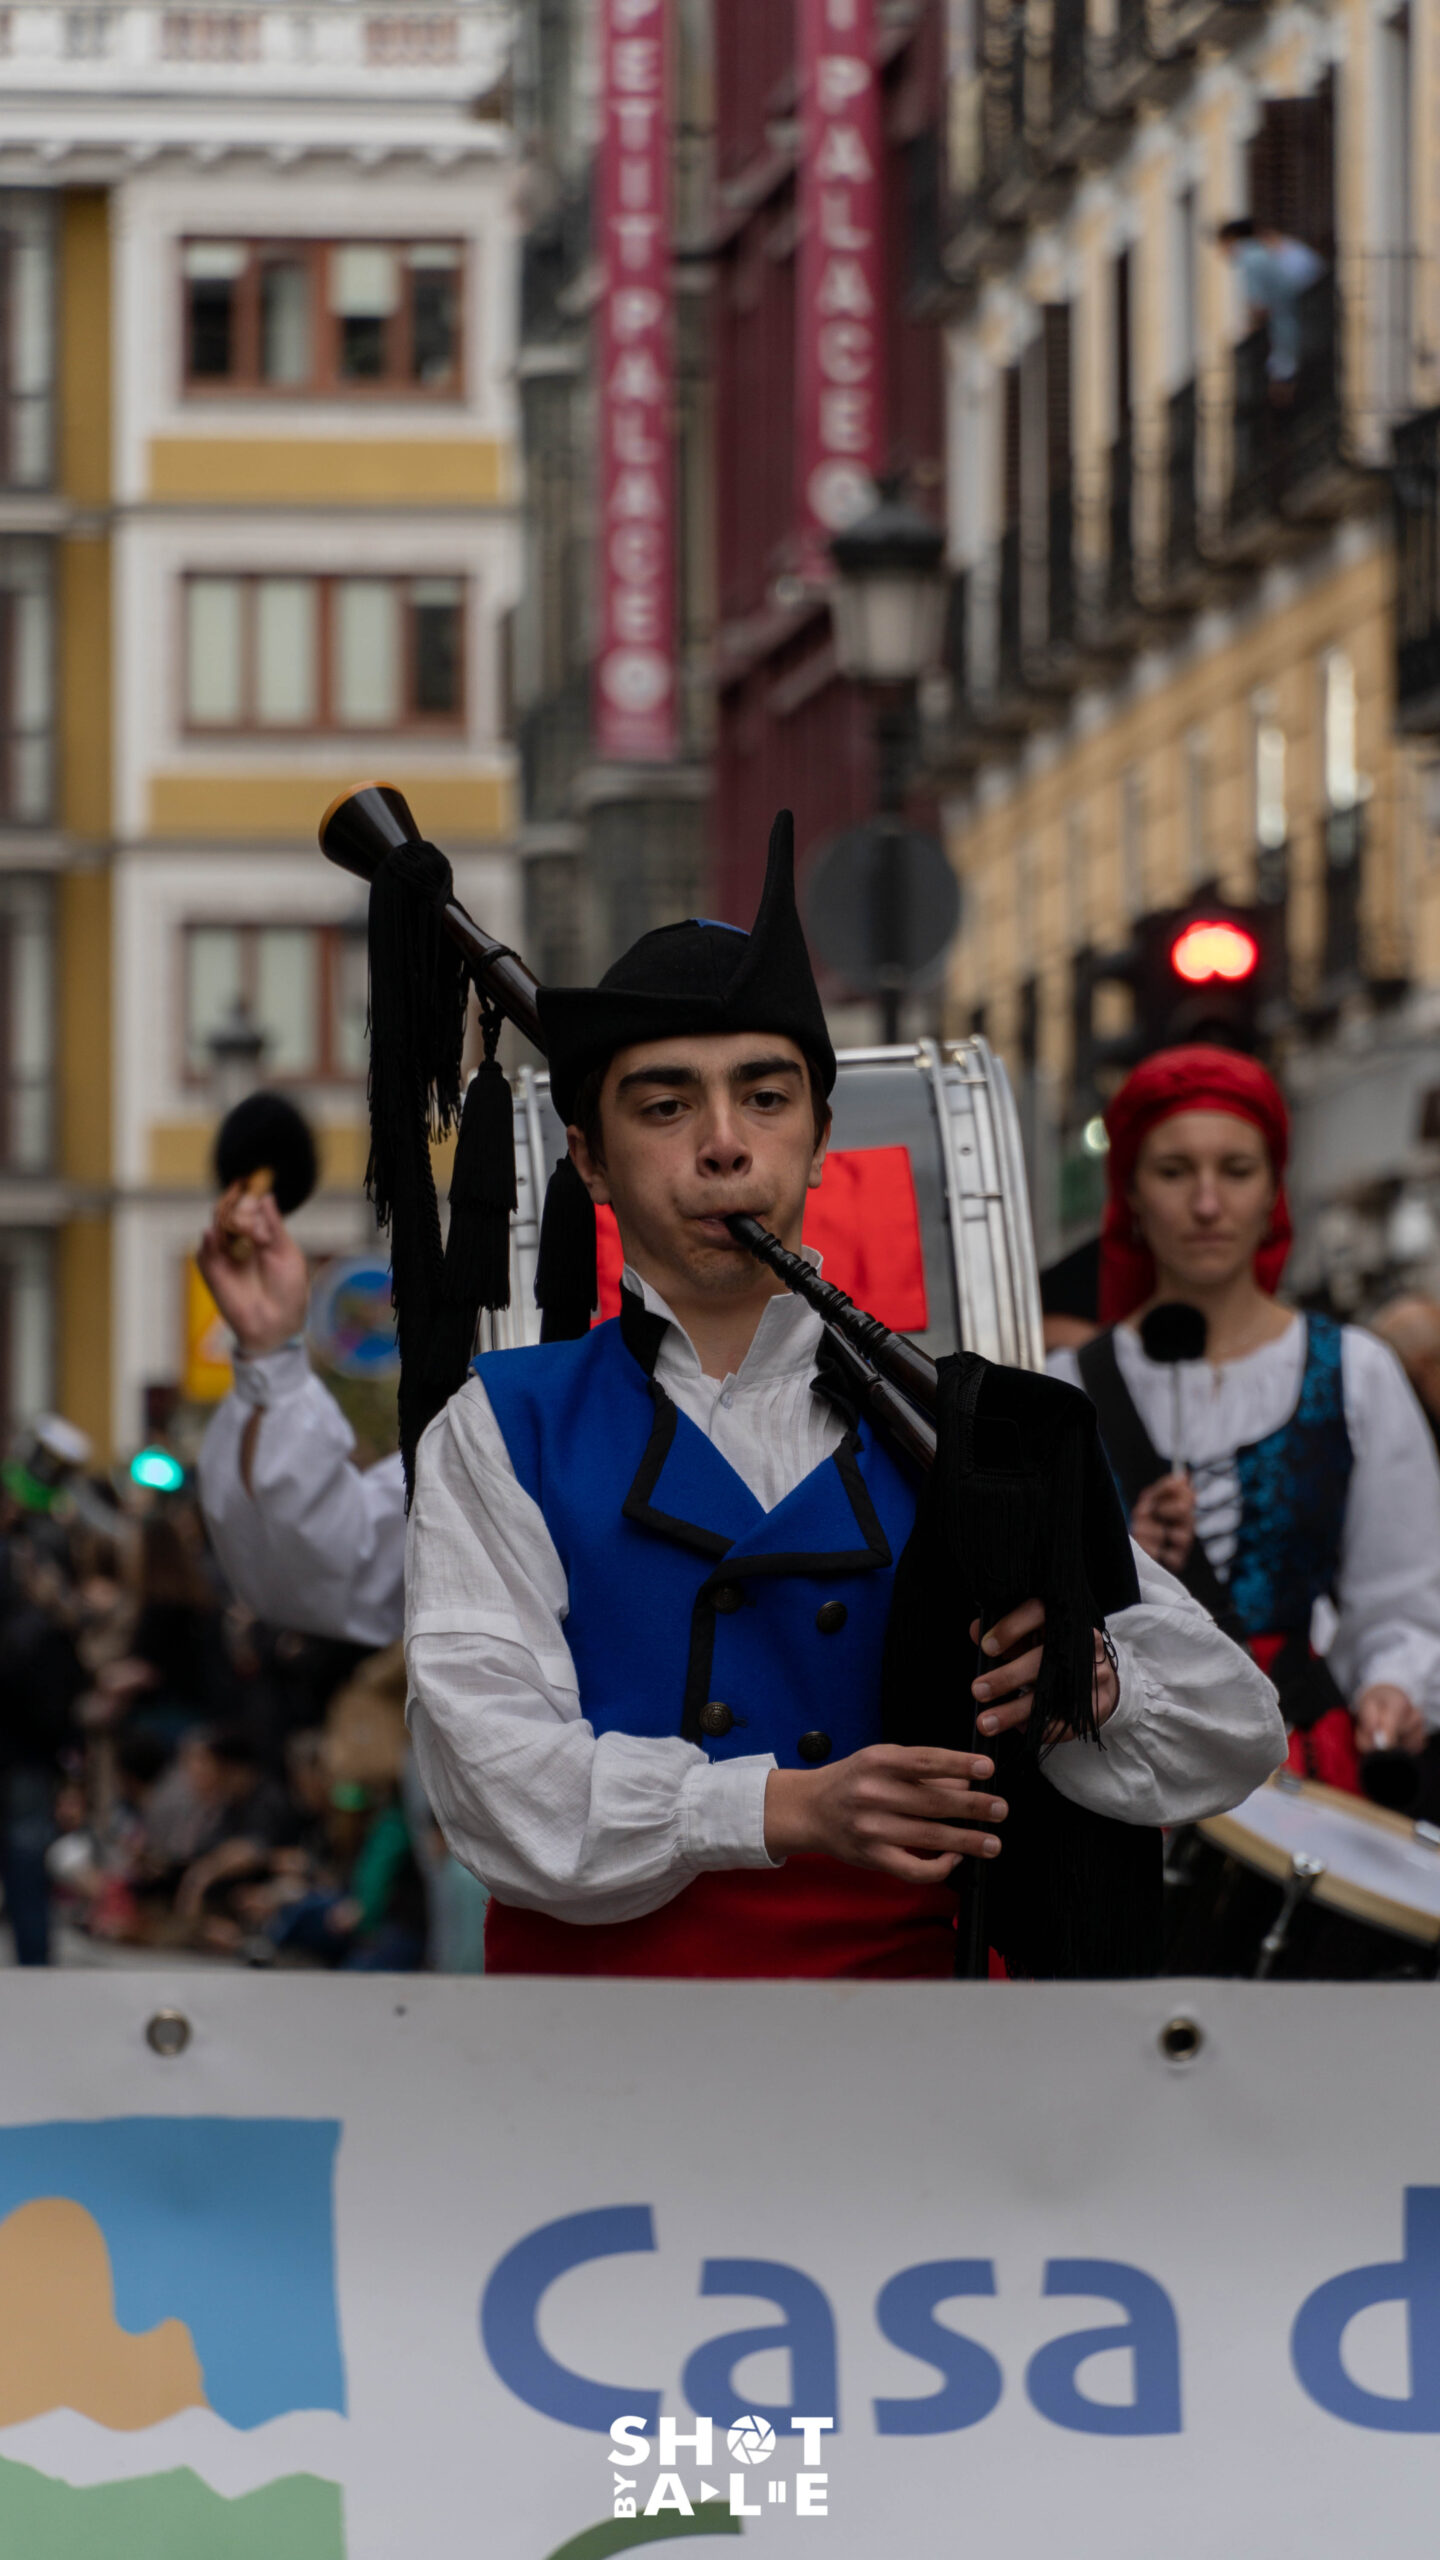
left=1051, top=1046, right=1440, bottom=1793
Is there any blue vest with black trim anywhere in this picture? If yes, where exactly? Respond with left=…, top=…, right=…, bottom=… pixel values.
left=474, top=1300, right=920, bottom=1767
left=1227, top=1312, right=1353, bottom=1637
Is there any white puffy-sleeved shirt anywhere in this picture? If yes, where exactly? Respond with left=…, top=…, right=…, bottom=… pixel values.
left=197, top=1340, right=406, bottom=1650
left=1050, top=1317, right=1440, bottom=1722
left=403, top=1269, right=1284, bottom=1924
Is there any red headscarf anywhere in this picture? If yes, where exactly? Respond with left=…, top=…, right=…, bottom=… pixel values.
left=1099, top=1045, right=1292, bottom=1324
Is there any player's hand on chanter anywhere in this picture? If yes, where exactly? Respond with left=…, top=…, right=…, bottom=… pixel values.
left=763, top=1744, right=1006, bottom=1882
left=1129, top=1472, right=1196, bottom=1574
left=196, top=1187, right=310, bottom=1358
left=969, top=1599, right=1119, bottom=1744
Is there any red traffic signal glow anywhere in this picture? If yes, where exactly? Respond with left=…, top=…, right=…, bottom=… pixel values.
left=1169, top=919, right=1260, bottom=985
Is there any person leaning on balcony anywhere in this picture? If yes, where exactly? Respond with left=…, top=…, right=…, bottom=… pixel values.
left=1217, top=218, right=1326, bottom=404
left=1051, top=1047, right=1440, bottom=1802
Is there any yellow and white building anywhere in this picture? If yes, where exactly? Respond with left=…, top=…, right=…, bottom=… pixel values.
left=0, top=1, right=519, bottom=1453
left=932, top=0, right=1439, bottom=1281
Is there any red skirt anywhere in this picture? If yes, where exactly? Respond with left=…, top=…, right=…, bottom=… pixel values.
left=484, top=1856, right=960, bottom=1980
left=1250, top=1633, right=1362, bottom=1795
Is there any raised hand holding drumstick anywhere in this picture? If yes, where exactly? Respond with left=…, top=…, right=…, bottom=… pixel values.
left=197, top=1186, right=311, bottom=1359
left=196, top=1092, right=318, bottom=1358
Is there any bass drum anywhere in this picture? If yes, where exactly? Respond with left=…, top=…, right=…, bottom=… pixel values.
left=477, top=1037, right=1044, bottom=1370
left=1166, top=1772, right=1440, bottom=1981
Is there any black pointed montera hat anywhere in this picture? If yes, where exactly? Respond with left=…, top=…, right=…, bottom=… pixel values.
left=538, top=809, right=837, bottom=1125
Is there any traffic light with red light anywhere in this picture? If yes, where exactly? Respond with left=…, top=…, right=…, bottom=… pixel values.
left=1073, top=897, right=1284, bottom=1107
left=1168, top=916, right=1260, bottom=989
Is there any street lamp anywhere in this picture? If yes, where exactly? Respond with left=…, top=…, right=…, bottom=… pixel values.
left=829, top=477, right=948, bottom=701
left=207, top=996, right=267, bottom=1118
left=828, top=479, right=948, bottom=1040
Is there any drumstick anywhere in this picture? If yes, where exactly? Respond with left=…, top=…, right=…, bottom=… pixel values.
left=217, top=1168, right=274, bottom=1265
left=1138, top=1305, right=1207, bottom=1481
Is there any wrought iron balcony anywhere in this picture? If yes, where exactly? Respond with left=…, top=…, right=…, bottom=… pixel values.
left=1157, top=377, right=1233, bottom=605
left=1103, top=427, right=1142, bottom=627
left=1046, top=485, right=1077, bottom=655
left=1088, top=0, right=1150, bottom=111
left=1394, top=408, right=1440, bottom=732
left=1045, top=0, right=1093, bottom=153
left=922, top=570, right=981, bottom=777
left=519, top=186, right=591, bottom=348
left=1226, top=274, right=1343, bottom=542
left=1165, top=379, right=1199, bottom=583
left=1226, top=258, right=1422, bottom=553
left=997, top=522, right=1025, bottom=693
left=949, top=0, right=1277, bottom=270
left=1320, top=802, right=1365, bottom=995
left=924, top=568, right=1010, bottom=775
left=943, top=569, right=971, bottom=702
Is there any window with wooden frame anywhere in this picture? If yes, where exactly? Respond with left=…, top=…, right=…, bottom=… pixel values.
left=0, top=538, right=53, bottom=824
left=182, top=572, right=465, bottom=734
left=0, top=194, right=54, bottom=489
left=181, top=238, right=464, bottom=396
left=0, top=876, right=54, bottom=1170
left=182, top=921, right=367, bottom=1084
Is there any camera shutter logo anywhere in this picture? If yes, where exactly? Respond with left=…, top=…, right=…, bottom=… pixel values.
left=726, top=2415, right=776, bottom=2465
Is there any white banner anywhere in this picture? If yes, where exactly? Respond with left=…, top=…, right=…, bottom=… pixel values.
left=0, top=1974, right=1437, bottom=2557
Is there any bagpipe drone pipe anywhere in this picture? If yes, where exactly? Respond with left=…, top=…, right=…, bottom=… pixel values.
left=318, top=781, right=1160, bottom=1979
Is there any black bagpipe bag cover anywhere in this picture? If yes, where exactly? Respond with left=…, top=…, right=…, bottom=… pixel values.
left=881, top=1352, right=1163, bottom=1979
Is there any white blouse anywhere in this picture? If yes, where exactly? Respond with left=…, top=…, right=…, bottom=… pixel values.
left=1051, top=1317, right=1440, bottom=1721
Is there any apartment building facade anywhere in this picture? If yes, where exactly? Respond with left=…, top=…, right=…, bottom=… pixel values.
left=512, top=0, right=954, bottom=1019
left=510, top=0, right=717, bottom=984
left=0, top=1, right=519, bottom=1453
left=708, top=0, right=947, bottom=929
left=931, top=0, right=1436, bottom=1279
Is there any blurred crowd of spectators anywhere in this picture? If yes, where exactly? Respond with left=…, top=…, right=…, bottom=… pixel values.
left=0, top=1428, right=476, bottom=1972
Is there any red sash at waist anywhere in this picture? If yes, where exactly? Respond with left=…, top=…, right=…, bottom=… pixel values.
left=484, top=1857, right=960, bottom=1980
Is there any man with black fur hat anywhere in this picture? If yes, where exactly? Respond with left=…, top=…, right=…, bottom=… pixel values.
left=405, top=819, right=1283, bottom=1979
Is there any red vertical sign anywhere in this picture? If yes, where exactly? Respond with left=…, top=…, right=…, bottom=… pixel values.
left=796, top=0, right=884, bottom=570
left=595, top=0, right=677, bottom=761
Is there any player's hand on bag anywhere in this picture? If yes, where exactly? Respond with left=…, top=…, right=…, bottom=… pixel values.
left=764, top=1745, right=1006, bottom=1881
left=969, top=1600, right=1119, bottom=1744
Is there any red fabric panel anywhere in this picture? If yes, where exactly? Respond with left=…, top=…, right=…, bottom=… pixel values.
left=1249, top=1635, right=1362, bottom=1797
left=595, top=1204, right=625, bottom=1323
left=593, top=1145, right=929, bottom=1332
left=1250, top=1635, right=1362, bottom=1797
left=802, top=1146, right=929, bottom=1332
left=485, top=1858, right=958, bottom=1979
left=1283, top=1710, right=1362, bottom=1796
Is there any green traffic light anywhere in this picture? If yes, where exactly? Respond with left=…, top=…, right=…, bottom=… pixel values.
left=130, top=1447, right=185, bottom=1494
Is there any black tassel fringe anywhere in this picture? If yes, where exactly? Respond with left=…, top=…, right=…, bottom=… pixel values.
left=535, top=1156, right=597, bottom=1343
left=421, top=1049, right=517, bottom=1425
left=364, top=840, right=468, bottom=1496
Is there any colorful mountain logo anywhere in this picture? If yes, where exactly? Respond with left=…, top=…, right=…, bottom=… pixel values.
left=0, top=2116, right=346, bottom=2557
left=0, top=2451, right=343, bottom=2559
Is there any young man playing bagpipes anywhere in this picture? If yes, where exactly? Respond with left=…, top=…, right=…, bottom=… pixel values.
left=395, top=814, right=1284, bottom=1980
